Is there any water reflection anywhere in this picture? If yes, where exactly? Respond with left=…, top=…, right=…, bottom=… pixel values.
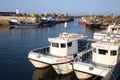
left=0, top=26, right=9, bottom=30
left=56, top=73, right=78, bottom=80
left=32, top=66, right=56, bottom=80
left=32, top=66, right=78, bottom=80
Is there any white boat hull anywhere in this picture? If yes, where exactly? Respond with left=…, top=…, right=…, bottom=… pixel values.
left=52, top=62, right=73, bottom=75
left=74, top=71, right=93, bottom=80
left=28, top=32, right=87, bottom=75
left=29, top=59, right=50, bottom=68
left=73, top=62, right=113, bottom=80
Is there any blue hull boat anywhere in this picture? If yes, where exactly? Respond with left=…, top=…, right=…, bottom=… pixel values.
left=40, top=17, right=56, bottom=26
left=9, top=18, right=39, bottom=29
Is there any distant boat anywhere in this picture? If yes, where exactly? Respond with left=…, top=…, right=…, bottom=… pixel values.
left=28, top=32, right=88, bottom=75
left=78, top=19, right=86, bottom=25
left=78, top=21, right=86, bottom=25
left=9, top=18, right=39, bottom=29
left=85, top=22, right=101, bottom=29
left=94, top=24, right=120, bottom=40
left=78, top=17, right=87, bottom=25
left=56, top=18, right=74, bottom=23
left=40, top=17, right=56, bottom=26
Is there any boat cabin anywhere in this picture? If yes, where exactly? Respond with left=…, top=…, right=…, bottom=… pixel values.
left=94, top=24, right=120, bottom=40
left=107, top=24, right=120, bottom=34
left=48, top=32, right=84, bottom=57
left=92, top=37, right=120, bottom=66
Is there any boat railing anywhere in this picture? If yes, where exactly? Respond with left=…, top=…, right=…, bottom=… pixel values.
left=75, top=48, right=92, bottom=63
left=91, top=61, right=114, bottom=68
left=78, top=40, right=93, bottom=52
left=33, top=46, right=50, bottom=55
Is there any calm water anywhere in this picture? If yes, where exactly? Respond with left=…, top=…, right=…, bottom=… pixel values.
left=0, top=19, right=100, bottom=80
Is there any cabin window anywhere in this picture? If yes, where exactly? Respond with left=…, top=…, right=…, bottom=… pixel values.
left=82, top=54, right=86, bottom=62
left=112, top=28, right=117, bottom=32
left=110, top=50, right=117, bottom=56
left=52, top=43, right=59, bottom=48
left=67, top=42, right=72, bottom=47
left=93, top=48, right=96, bottom=53
left=61, top=43, right=66, bottom=48
left=98, top=49, right=108, bottom=55
left=81, top=52, right=91, bottom=62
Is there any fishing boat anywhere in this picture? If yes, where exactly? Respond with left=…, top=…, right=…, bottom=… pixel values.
left=78, top=17, right=87, bottom=25
left=78, top=19, right=86, bottom=25
left=94, top=24, right=120, bottom=40
left=9, top=18, right=39, bottom=29
left=73, top=36, right=120, bottom=80
left=40, top=17, right=56, bottom=26
left=28, top=32, right=87, bottom=74
left=85, top=22, right=101, bottom=29
left=78, top=21, right=86, bottom=25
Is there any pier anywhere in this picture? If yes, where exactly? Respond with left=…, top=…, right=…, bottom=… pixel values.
left=0, top=16, right=36, bottom=26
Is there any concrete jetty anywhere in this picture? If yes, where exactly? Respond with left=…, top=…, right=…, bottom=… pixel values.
left=0, top=16, right=36, bottom=25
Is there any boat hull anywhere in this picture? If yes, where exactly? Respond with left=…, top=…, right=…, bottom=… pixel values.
left=52, top=61, right=73, bottom=75
left=85, top=23, right=101, bottom=29
left=73, top=61, right=114, bottom=80
left=28, top=50, right=51, bottom=68
left=29, top=59, right=50, bottom=68
left=15, top=25, right=37, bottom=29
left=78, top=21, right=86, bottom=25
left=28, top=49, right=74, bottom=74
left=9, top=21, right=38, bottom=29
left=74, top=70, right=93, bottom=80
left=40, top=20, right=56, bottom=26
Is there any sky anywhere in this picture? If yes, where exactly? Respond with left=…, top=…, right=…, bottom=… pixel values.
left=0, top=0, right=120, bottom=16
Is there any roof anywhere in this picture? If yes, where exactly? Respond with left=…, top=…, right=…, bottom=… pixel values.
left=92, top=37, right=120, bottom=49
left=48, top=32, right=85, bottom=43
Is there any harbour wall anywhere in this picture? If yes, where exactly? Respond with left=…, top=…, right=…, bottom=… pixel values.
left=0, top=16, right=37, bottom=25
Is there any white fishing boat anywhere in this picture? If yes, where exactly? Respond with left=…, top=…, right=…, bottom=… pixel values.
left=73, top=37, right=120, bottom=80
left=94, top=24, right=120, bottom=40
left=28, top=32, right=87, bottom=74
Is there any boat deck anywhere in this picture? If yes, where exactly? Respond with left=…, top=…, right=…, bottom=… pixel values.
left=30, top=39, right=95, bottom=58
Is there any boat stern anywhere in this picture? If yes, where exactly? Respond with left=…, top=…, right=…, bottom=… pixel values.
left=73, top=61, right=112, bottom=79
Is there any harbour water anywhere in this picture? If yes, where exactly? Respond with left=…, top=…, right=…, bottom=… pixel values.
left=0, top=18, right=101, bottom=80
